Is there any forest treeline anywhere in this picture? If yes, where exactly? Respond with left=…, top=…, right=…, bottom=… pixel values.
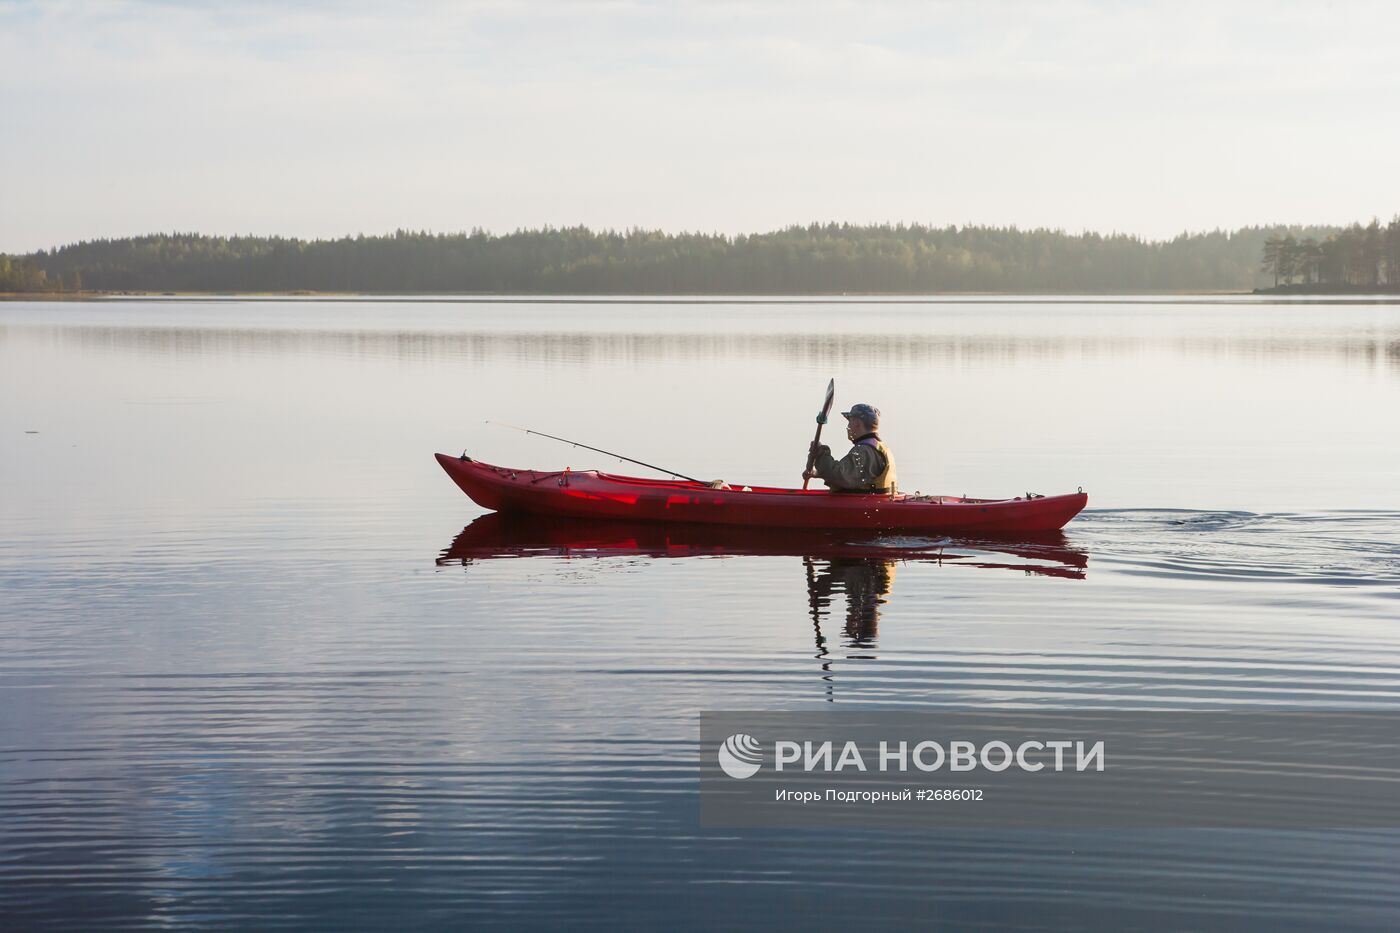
left=2, top=221, right=1394, bottom=294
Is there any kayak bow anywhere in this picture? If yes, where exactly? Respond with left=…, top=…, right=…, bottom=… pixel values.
left=435, top=453, right=1087, bottom=533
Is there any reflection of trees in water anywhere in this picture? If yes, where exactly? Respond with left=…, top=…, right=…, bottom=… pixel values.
left=32, top=324, right=1400, bottom=371
left=805, top=557, right=898, bottom=657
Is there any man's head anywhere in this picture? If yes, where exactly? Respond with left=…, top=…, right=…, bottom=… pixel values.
left=841, top=403, right=880, bottom=441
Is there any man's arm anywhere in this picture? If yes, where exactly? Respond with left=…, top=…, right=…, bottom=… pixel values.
left=811, top=444, right=876, bottom=490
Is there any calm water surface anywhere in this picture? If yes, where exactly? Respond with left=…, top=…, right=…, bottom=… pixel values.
left=2, top=297, right=1399, bottom=929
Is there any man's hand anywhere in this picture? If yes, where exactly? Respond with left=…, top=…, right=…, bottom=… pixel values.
left=804, top=442, right=829, bottom=484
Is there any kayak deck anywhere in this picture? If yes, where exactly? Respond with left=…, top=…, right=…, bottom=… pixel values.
left=435, top=453, right=1087, bottom=533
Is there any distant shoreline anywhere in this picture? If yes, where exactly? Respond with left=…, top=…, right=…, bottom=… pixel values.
left=8, top=223, right=1395, bottom=296
left=1, top=289, right=1272, bottom=302
left=0, top=226, right=1296, bottom=296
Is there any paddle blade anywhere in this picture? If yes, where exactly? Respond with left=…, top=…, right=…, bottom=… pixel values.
left=820, top=378, right=835, bottom=419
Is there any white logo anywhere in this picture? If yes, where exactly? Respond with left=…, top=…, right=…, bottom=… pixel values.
left=717, top=733, right=763, bottom=779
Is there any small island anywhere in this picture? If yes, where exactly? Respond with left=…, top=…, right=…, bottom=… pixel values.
left=1254, top=220, right=1400, bottom=294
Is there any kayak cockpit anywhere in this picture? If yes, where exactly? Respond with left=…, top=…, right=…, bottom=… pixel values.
left=592, top=470, right=888, bottom=496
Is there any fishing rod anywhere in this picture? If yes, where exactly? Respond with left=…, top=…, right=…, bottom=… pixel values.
left=485, top=421, right=705, bottom=484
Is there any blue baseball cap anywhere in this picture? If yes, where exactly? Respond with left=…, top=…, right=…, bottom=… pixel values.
left=840, top=403, right=880, bottom=426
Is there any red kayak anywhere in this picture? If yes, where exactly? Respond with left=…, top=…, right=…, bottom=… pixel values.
left=435, top=453, right=1087, bottom=533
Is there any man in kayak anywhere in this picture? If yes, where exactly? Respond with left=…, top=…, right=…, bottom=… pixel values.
left=805, top=403, right=898, bottom=494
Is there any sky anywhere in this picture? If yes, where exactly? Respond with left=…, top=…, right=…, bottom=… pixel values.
left=2, top=0, right=1399, bottom=253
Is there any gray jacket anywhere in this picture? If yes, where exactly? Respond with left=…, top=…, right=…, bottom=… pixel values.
left=813, top=437, right=892, bottom=492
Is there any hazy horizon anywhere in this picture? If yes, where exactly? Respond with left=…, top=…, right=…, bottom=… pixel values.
left=4, top=1, right=1399, bottom=254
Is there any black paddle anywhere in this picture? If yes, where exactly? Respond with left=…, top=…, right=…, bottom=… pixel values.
left=802, top=378, right=836, bottom=490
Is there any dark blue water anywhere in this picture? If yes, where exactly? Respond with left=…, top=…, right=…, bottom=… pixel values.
left=3, top=298, right=1399, bottom=929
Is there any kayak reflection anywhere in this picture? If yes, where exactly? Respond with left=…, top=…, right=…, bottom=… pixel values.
left=436, top=512, right=1088, bottom=582
left=438, top=513, right=1088, bottom=699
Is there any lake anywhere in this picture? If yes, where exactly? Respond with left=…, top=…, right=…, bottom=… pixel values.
left=2, top=296, right=1399, bottom=929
